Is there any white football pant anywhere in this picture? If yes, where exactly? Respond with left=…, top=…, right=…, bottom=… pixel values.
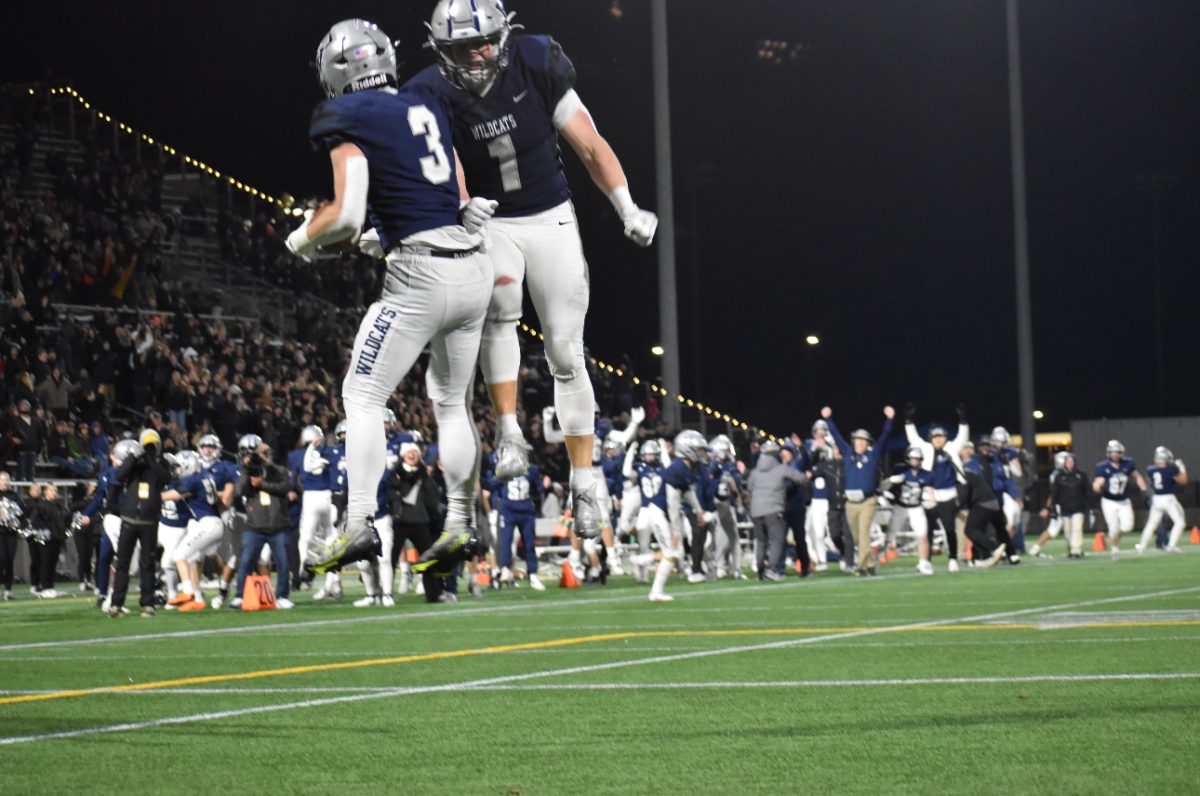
left=342, top=249, right=491, bottom=531
left=1138, top=494, right=1186, bottom=549
left=479, top=202, right=595, bottom=438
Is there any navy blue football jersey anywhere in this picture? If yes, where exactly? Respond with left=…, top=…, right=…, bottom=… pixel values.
left=408, top=35, right=576, bottom=217
left=1146, top=464, right=1178, bottom=496
left=1095, top=458, right=1137, bottom=501
left=308, top=85, right=461, bottom=251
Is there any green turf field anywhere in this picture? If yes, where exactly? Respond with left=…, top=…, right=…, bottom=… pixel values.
left=3, top=550, right=1199, bottom=794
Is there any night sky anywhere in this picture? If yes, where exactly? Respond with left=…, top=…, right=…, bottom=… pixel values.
left=5, top=1, right=1198, bottom=436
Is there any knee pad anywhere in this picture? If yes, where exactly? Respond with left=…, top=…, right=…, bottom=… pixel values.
left=486, top=276, right=524, bottom=325
left=544, top=333, right=586, bottom=384
left=480, top=320, right=521, bottom=386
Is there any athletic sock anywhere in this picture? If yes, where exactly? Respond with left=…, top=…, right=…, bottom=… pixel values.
left=571, top=466, right=596, bottom=492
left=651, top=557, right=672, bottom=595
left=497, top=413, right=522, bottom=442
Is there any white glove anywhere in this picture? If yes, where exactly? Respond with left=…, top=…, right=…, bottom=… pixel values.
left=542, top=405, right=557, bottom=426
left=358, top=227, right=384, bottom=259
left=608, top=186, right=658, bottom=247
left=459, top=197, right=499, bottom=234
left=285, top=219, right=316, bottom=260
left=630, top=406, right=646, bottom=428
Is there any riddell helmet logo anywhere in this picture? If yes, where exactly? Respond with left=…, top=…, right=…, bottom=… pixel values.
left=352, top=73, right=391, bottom=91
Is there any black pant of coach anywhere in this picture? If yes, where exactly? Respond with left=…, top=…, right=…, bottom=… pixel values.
left=111, top=518, right=158, bottom=609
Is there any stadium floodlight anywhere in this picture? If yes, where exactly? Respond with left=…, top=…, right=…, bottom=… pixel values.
left=651, top=345, right=664, bottom=357
left=805, top=335, right=820, bottom=346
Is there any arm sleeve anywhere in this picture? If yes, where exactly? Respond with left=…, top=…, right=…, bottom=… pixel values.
left=308, top=99, right=355, bottom=152
left=904, top=423, right=921, bottom=446
left=873, top=420, right=894, bottom=458
left=826, top=419, right=850, bottom=456
left=622, top=448, right=637, bottom=479
left=530, top=36, right=577, bottom=110
left=609, top=420, right=639, bottom=448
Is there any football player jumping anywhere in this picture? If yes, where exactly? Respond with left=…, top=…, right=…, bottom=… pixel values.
left=1136, top=446, right=1188, bottom=554
left=410, top=0, right=658, bottom=540
left=285, top=18, right=496, bottom=574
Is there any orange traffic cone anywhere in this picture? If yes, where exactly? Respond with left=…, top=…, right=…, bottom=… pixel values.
left=559, top=561, right=581, bottom=589
left=1092, top=532, right=1107, bottom=552
left=1190, top=526, right=1200, bottom=544
left=475, top=564, right=492, bottom=588
left=885, top=546, right=899, bottom=563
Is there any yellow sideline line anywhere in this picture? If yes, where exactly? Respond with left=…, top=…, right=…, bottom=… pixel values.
left=4, top=620, right=1198, bottom=707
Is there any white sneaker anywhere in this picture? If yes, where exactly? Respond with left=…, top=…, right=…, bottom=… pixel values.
left=415, top=579, right=425, bottom=596
left=313, top=588, right=331, bottom=601
left=381, top=594, right=395, bottom=607
left=947, top=559, right=960, bottom=574
left=1167, top=546, right=1183, bottom=554
left=528, top=573, right=546, bottom=591
left=79, top=581, right=90, bottom=593
left=815, top=563, right=828, bottom=573
left=30, top=586, right=41, bottom=597
left=609, top=557, right=626, bottom=576
left=917, top=560, right=934, bottom=576
left=212, top=594, right=224, bottom=610
left=840, top=560, right=854, bottom=572
left=352, top=595, right=374, bottom=607
left=1134, top=544, right=1145, bottom=555
left=37, top=588, right=60, bottom=599
left=499, top=566, right=514, bottom=587
left=715, top=567, right=728, bottom=579
left=437, top=592, right=457, bottom=604
left=397, top=570, right=411, bottom=595
left=648, top=592, right=674, bottom=602
left=687, top=572, right=706, bottom=584
left=276, top=597, right=295, bottom=609
left=1111, top=547, right=1121, bottom=562
left=230, top=597, right=243, bottom=609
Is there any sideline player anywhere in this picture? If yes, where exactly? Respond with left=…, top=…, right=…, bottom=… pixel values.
left=903, top=402, right=969, bottom=571
left=286, top=18, right=495, bottom=574
left=412, top=0, right=658, bottom=539
left=1092, top=440, right=1147, bottom=561
left=1136, top=447, right=1188, bottom=554
left=883, top=446, right=937, bottom=575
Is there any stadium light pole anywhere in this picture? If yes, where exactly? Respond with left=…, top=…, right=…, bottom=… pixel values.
left=1007, top=0, right=1036, bottom=452
left=652, top=0, right=681, bottom=429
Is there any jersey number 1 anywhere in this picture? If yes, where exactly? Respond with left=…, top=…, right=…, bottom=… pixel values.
left=487, top=134, right=523, bottom=192
left=408, top=105, right=452, bottom=185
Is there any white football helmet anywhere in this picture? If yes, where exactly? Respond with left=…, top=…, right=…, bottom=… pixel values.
left=1106, top=439, right=1125, bottom=458
left=990, top=426, right=1011, bottom=448
left=237, top=434, right=263, bottom=456
left=640, top=439, right=661, bottom=465
left=300, top=425, right=325, bottom=446
left=112, top=439, right=143, bottom=466
left=1053, top=451, right=1069, bottom=471
left=673, top=430, right=709, bottom=464
left=335, top=420, right=348, bottom=444
left=1153, top=446, right=1173, bottom=466
left=427, top=0, right=516, bottom=94
left=197, top=433, right=221, bottom=466
left=315, top=19, right=398, bottom=98
left=175, top=450, right=202, bottom=479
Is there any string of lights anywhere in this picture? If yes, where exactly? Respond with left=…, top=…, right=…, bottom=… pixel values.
left=516, top=322, right=780, bottom=443
left=28, top=85, right=780, bottom=443
left=35, top=85, right=288, bottom=210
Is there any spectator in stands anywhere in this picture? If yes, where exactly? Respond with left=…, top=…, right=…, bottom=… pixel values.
left=10, top=398, right=41, bottom=480
left=34, top=366, right=76, bottom=418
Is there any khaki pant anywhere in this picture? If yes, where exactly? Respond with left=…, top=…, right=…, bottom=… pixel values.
left=846, top=500, right=878, bottom=571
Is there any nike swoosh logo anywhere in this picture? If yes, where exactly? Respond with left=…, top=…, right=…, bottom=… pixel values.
left=558, top=220, right=572, bottom=225
left=513, top=90, right=528, bottom=103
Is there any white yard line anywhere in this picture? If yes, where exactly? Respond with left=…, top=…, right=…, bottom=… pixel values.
left=2, top=584, right=1195, bottom=747
left=0, top=576, right=864, bottom=652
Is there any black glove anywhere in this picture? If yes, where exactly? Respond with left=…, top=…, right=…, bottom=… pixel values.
left=903, top=402, right=916, bottom=422
left=956, top=403, right=968, bottom=423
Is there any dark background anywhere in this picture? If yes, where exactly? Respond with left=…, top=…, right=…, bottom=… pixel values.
left=4, top=1, right=1198, bottom=436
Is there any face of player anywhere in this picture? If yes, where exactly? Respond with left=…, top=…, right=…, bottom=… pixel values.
left=961, top=448, right=974, bottom=464
left=852, top=438, right=869, bottom=455
left=1154, top=455, right=1168, bottom=468
left=201, top=444, right=218, bottom=460
left=931, top=434, right=947, bottom=450
left=402, top=449, right=421, bottom=468
left=908, top=456, right=922, bottom=470
left=449, top=39, right=496, bottom=69
left=1109, top=451, right=1123, bottom=464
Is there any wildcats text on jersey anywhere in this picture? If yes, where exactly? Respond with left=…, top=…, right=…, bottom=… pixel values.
left=470, top=114, right=519, bottom=141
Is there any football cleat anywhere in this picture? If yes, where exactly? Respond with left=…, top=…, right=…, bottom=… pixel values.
left=168, top=592, right=195, bottom=607
left=947, top=559, right=960, bottom=573
left=381, top=594, right=396, bottom=607
left=353, top=594, right=382, bottom=608
left=570, top=485, right=603, bottom=540
left=687, top=572, right=706, bottom=584
left=308, top=516, right=382, bottom=575
left=413, top=528, right=478, bottom=576
left=917, top=560, right=935, bottom=576
left=493, top=437, right=531, bottom=482
left=648, top=592, right=674, bottom=602
left=528, top=573, right=546, bottom=591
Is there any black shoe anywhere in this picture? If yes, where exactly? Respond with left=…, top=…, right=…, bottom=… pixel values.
left=413, top=528, right=478, bottom=576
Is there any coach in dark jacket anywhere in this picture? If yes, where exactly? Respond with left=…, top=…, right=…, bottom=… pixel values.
left=109, top=429, right=173, bottom=615
left=235, top=445, right=292, bottom=605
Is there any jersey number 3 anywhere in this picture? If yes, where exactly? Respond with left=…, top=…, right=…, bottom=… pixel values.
left=408, top=105, right=451, bottom=185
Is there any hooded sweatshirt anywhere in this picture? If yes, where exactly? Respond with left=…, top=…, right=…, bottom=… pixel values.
left=746, top=454, right=808, bottom=518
